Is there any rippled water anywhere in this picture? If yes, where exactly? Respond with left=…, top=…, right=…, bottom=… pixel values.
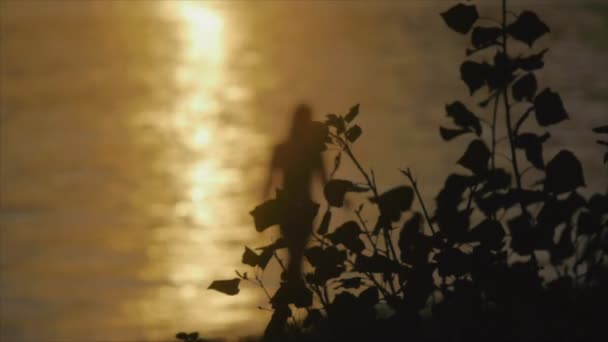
left=1, top=1, right=606, bottom=341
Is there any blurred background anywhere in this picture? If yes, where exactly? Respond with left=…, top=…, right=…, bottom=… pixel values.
left=1, top=1, right=606, bottom=341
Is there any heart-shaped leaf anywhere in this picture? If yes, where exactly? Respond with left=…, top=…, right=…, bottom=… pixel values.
left=534, top=88, right=569, bottom=126
left=512, top=73, right=538, bottom=102
left=457, top=139, right=490, bottom=174
left=460, top=61, right=490, bottom=94
left=544, top=150, right=585, bottom=194
left=441, top=4, right=479, bottom=34
left=507, top=10, right=550, bottom=47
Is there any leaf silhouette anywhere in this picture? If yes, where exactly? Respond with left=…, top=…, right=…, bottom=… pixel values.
left=514, top=132, right=550, bottom=169
left=469, top=219, right=505, bottom=250
left=324, top=179, right=367, bottom=207
left=441, top=4, right=479, bottom=34
left=305, top=246, right=346, bottom=282
left=399, top=212, right=432, bottom=266
left=460, top=61, right=489, bottom=94
left=271, top=281, right=313, bottom=309
left=371, top=186, right=414, bottom=234
left=208, top=279, right=240, bottom=296
left=435, top=208, right=471, bottom=243
left=445, top=101, right=482, bottom=135
left=250, top=199, right=280, bottom=232
left=479, top=168, right=512, bottom=193
left=534, top=88, right=569, bottom=126
left=344, top=103, right=360, bottom=123
left=537, top=192, right=586, bottom=234
left=512, top=73, right=538, bottom=102
left=327, top=220, right=365, bottom=254
left=486, top=51, right=515, bottom=91
left=471, top=26, right=502, bottom=49
left=507, top=10, right=550, bottom=47
left=457, top=139, right=490, bottom=174
left=346, top=124, right=362, bottom=143
left=508, top=214, right=536, bottom=254
left=544, top=150, right=585, bottom=194
left=242, top=247, right=259, bottom=267
left=436, top=174, right=474, bottom=208
left=325, top=114, right=345, bottom=134
left=514, top=49, right=548, bottom=71
left=440, top=126, right=470, bottom=141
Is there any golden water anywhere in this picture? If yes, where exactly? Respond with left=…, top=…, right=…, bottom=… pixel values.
left=1, top=1, right=606, bottom=341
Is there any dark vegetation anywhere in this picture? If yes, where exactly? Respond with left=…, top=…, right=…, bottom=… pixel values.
left=182, top=1, right=608, bottom=341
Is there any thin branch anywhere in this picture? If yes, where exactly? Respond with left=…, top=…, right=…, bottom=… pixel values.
left=400, top=168, right=437, bottom=235
left=355, top=206, right=379, bottom=254
left=514, top=106, right=534, bottom=135
left=491, top=93, right=500, bottom=170
left=502, top=0, right=529, bottom=216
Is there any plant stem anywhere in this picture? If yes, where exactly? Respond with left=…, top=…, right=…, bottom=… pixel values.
left=501, top=0, right=528, bottom=215
left=491, top=93, right=500, bottom=170
left=355, top=208, right=379, bottom=254
left=514, top=106, right=534, bottom=135
left=400, top=168, right=437, bottom=235
left=341, top=138, right=399, bottom=263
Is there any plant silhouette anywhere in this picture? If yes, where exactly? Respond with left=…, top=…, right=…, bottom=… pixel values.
left=200, top=1, right=608, bottom=341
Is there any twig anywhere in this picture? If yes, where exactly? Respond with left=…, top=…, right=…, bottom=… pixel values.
left=400, top=168, right=437, bottom=235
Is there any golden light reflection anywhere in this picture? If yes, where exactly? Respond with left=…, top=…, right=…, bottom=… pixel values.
left=131, top=2, right=268, bottom=339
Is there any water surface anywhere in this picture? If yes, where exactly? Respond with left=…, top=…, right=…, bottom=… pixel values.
left=1, top=1, right=606, bottom=341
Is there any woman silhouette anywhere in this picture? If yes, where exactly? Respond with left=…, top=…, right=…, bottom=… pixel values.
left=264, top=103, right=327, bottom=285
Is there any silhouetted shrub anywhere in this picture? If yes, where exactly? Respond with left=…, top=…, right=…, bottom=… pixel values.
left=198, top=1, right=608, bottom=341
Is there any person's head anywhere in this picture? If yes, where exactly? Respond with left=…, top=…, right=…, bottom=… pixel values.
left=289, top=103, right=312, bottom=138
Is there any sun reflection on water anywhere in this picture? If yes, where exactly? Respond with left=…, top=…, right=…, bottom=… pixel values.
left=132, top=2, right=268, bottom=338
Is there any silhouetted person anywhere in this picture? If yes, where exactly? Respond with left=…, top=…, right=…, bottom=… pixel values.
left=264, top=103, right=327, bottom=285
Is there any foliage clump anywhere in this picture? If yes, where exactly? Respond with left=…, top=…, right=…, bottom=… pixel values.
left=200, top=1, right=608, bottom=341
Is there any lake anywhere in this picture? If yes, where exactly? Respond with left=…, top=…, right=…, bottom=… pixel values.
left=1, top=1, right=606, bottom=341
